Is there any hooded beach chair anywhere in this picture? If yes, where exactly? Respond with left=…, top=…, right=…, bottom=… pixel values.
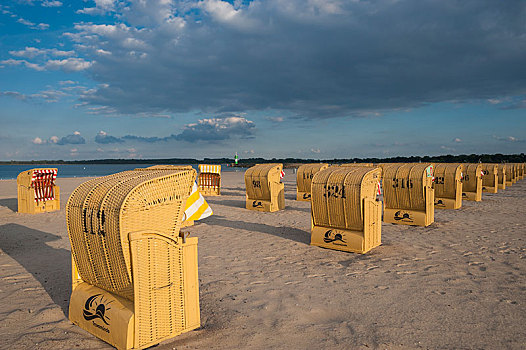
left=462, top=164, right=483, bottom=201
left=505, top=164, right=515, bottom=187
left=310, top=166, right=382, bottom=253
left=197, top=164, right=221, bottom=196
left=135, top=165, right=212, bottom=227
left=481, top=164, right=498, bottom=193
left=520, top=163, right=525, bottom=180
left=244, top=163, right=285, bottom=212
left=296, top=163, right=329, bottom=201
left=17, top=168, right=60, bottom=214
left=66, top=168, right=200, bottom=350
left=383, top=163, right=435, bottom=227
left=497, top=164, right=507, bottom=190
left=433, top=163, right=463, bottom=209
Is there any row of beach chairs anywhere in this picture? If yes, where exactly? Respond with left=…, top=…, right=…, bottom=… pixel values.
left=244, top=162, right=525, bottom=255
left=13, top=161, right=524, bottom=349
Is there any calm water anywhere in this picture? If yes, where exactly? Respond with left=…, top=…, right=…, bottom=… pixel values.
left=0, top=163, right=243, bottom=180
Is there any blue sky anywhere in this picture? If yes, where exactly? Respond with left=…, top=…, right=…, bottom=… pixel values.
left=0, top=0, right=525, bottom=161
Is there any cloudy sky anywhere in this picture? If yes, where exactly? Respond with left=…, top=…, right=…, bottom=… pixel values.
left=0, top=0, right=525, bottom=161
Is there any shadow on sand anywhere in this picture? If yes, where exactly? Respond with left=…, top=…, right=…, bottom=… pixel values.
left=0, top=223, right=71, bottom=316
left=203, top=215, right=310, bottom=244
left=0, top=198, right=17, bottom=212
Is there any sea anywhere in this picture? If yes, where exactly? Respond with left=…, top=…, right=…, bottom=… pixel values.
left=0, top=163, right=243, bottom=180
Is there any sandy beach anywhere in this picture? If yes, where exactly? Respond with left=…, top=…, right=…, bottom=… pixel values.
left=0, top=171, right=525, bottom=350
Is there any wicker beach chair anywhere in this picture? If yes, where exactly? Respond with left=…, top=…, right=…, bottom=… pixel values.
left=433, top=163, right=463, bottom=209
left=66, top=168, right=200, bottom=350
left=497, top=164, right=507, bottom=190
left=17, top=168, right=60, bottom=214
left=382, top=163, right=435, bottom=227
left=481, top=164, right=499, bottom=193
left=296, top=163, right=329, bottom=201
left=462, top=164, right=483, bottom=201
left=197, top=164, right=221, bottom=196
left=244, top=163, right=285, bottom=212
left=310, top=166, right=382, bottom=253
left=505, top=163, right=515, bottom=187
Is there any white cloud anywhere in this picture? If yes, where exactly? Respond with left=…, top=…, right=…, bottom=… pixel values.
left=9, top=47, right=75, bottom=58
left=77, top=0, right=118, bottom=15
left=454, top=138, right=462, bottom=143
left=74, top=131, right=81, bottom=135
left=17, top=17, right=49, bottom=30
left=44, top=58, right=93, bottom=71
left=49, top=136, right=59, bottom=143
left=32, top=137, right=44, bottom=144
left=41, top=0, right=62, bottom=7
left=310, top=148, right=321, bottom=154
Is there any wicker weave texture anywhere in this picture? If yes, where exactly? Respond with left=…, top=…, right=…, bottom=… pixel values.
left=462, top=164, right=482, bottom=192
left=131, top=233, right=187, bottom=347
left=296, top=163, right=329, bottom=193
left=383, top=163, right=434, bottom=211
left=482, top=164, right=498, bottom=187
left=66, top=169, right=196, bottom=300
left=198, top=164, right=221, bottom=195
left=245, top=163, right=282, bottom=201
left=311, top=167, right=381, bottom=231
left=433, top=164, right=462, bottom=199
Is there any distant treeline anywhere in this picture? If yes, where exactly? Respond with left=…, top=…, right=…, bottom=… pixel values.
left=1, top=153, right=524, bottom=165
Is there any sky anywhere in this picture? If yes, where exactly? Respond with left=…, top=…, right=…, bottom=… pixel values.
left=0, top=0, right=525, bottom=161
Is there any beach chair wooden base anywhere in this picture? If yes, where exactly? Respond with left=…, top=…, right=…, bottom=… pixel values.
left=69, top=235, right=200, bottom=350
left=498, top=183, right=506, bottom=190
left=17, top=185, right=60, bottom=214
left=384, top=208, right=433, bottom=227
left=505, top=181, right=513, bottom=187
left=482, top=186, right=498, bottom=193
left=296, top=191, right=311, bottom=201
left=245, top=191, right=285, bottom=212
left=462, top=191, right=481, bottom=201
left=199, top=188, right=220, bottom=196
left=181, top=220, right=195, bottom=228
left=434, top=196, right=462, bottom=210
left=310, top=199, right=381, bottom=254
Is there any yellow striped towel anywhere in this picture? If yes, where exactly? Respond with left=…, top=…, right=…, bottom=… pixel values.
left=183, top=182, right=213, bottom=221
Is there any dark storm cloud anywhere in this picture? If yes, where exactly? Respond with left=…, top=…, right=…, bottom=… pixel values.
left=68, top=0, right=525, bottom=118
left=98, top=116, right=255, bottom=143
left=95, top=131, right=125, bottom=144
left=57, top=132, right=86, bottom=145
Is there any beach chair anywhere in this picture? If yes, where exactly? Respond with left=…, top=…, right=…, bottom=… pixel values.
left=513, top=164, right=519, bottom=183
left=433, top=163, right=463, bottom=209
left=505, top=164, right=515, bottom=187
left=244, top=163, right=285, bottom=212
left=197, top=164, right=221, bottom=196
left=310, top=166, right=382, bottom=253
left=481, top=164, right=498, bottom=193
left=340, top=163, right=374, bottom=167
left=296, top=163, right=329, bottom=201
left=383, top=163, right=435, bottom=227
left=520, top=163, right=525, bottom=180
left=135, top=165, right=212, bottom=227
left=462, top=164, right=483, bottom=201
left=497, top=164, right=506, bottom=190
left=66, top=168, right=200, bottom=350
left=16, top=168, right=60, bottom=214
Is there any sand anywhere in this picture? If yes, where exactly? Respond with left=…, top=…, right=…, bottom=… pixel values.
left=0, top=172, right=525, bottom=349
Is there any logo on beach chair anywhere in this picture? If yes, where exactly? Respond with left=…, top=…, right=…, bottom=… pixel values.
left=323, top=230, right=346, bottom=244
left=252, top=200, right=263, bottom=208
left=394, top=211, right=413, bottom=222
left=302, top=193, right=311, bottom=199
left=462, top=192, right=467, bottom=198
left=435, top=199, right=444, bottom=206
left=83, top=294, right=112, bottom=330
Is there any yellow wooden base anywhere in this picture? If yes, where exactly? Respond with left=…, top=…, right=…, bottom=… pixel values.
left=482, top=186, right=498, bottom=193
left=384, top=208, right=433, bottom=227
left=296, top=191, right=311, bottom=201
left=462, top=191, right=482, bottom=201
left=434, top=196, right=462, bottom=210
